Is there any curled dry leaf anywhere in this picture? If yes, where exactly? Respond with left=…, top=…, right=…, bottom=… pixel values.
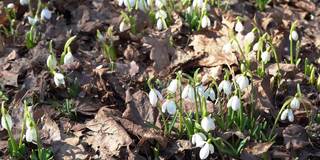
left=283, top=124, right=309, bottom=150
left=244, top=142, right=274, bottom=156
left=41, top=115, right=61, bottom=144
left=267, top=63, right=297, bottom=79
left=129, top=61, right=139, bottom=77
left=0, top=71, right=19, bottom=87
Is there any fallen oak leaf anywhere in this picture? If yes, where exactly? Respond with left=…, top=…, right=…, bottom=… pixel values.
left=244, top=142, right=274, bottom=156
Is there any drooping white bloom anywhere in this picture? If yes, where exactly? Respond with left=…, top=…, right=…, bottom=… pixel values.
left=205, top=88, right=215, bottom=101
left=201, top=116, right=215, bottom=132
left=1, top=114, right=13, bottom=130
left=155, top=0, right=166, bottom=8
left=223, top=43, right=233, bottom=54
left=244, top=31, right=255, bottom=45
left=46, top=54, right=57, bottom=70
left=290, top=30, right=298, bottom=41
left=253, top=42, right=259, bottom=51
left=280, top=108, right=289, bottom=121
left=40, top=8, right=52, bottom=20
left=155, top=9, right=167, bottom=19
left=156, top=19, right=164, bottom=30
left=290, top=97, right=300, bottom=109
left=167, top=79, right=179, bottom=93
left=197, top=85, right=206, bottom=98
left=236, top=75, right=249, bottom=91
left=28, top=16, right=38, bottom=25
left=182, top=84, right=195, bottom=101
left=118, top=0, right=124, bottom=6
left=20, top=0, right=29, bottom=5
left=201, top=15, right=211, bottom=28
left=227, top=95, right=241, bottom=111
left=122, top=0, right=136, bottom=8
left=149, top=88, right=162, bottom=106
left=235, top=20, right=244, bottom=33
left=199, top=142, right=214, bottom=160
left=53, top=72, right=65, bottom=87
left=218, top=80, right=232, bottom=96
left=287, top=109, right=294, bottom=122
left=7, top=3, right=15, bottom=9
left=192, top=0, right=203, bottom=8
left=192, top=132, right=207, bottom=147
left=25, top=126, right=37, bottom=142
left=261, top=51, right=270, bottom=63
left=119, top=21, right=130, bottom=32
left=161, top=99, right=176, bottom=115
left=63, top=52, right=74, bottom=65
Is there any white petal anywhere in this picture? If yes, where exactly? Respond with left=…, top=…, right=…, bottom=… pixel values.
left=261, top=51, right=270, bottom=63
left=201, top=15, right=210, bottom=28
left=228, top=96, right=241, bottom=111
left=280, top=109, right=289, bottom=121
left=63, top=52, right=74, bottom=65
left=244, top=31, right=255, bottom=45
left=155, top=10, right=167, bottom=19
left=7, top=3, right=15, bottom=9
left=149, top=89, right=158, bottom=106
left=40, top=8, right=52, bottom=20
left=20, top=0, right=29, bottom=5
left=154, top=89, right=163, bottom=100
left=199, top=143, right=210, bottom=159
left=208, top=143, right=214, bottom=153
left=192, top=132, right=207, bottom=147
left=119, top=21, right=130, bottom=32
left=201, top=116, right=215, bottom=132
left=46, top=54, right=57, bottom=70
left=156, top=19, right=163, bottom=30
left=118, top=0, right=124, bottom=6
left=290, top=97, right=300, bottom=110
left=236, top=75, right=249, bottom=91
left=161, top=101, right=167, bottom=113
left=1, top=114, right=13, bottom=130
left=197, top=85, right=207, bottom=98
left=291, top=30, right=298, bottom=41
left=166, top=100, right=176, bottom=115
left=219, top=80, right=232, bottom=95
left=167, top=79, right=178, bottom=93
left=253, top=42, right=259, bottom=51
left=26, top=127, right=37, bottom=142
left=124, top=0, right=136, bottom=7
left=235, top=21, right=244, bottom=33
left=287, top=109, right=294, bottom=122
left=53, top=73, right=65, bottom=87
left=182, top=85, right=190, bottom=99
left=207, top=88, right=215, bottom=101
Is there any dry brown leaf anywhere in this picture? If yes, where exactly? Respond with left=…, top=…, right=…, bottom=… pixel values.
left=52, top=136, right=89, bottom=160
left=41, top=116, right=61, bottom=144
left=129, top=61, right=139, bottom=77
left=283, top=124, right=309, bottom=150
left=244, top=142, right=274, bottom=156
left=0, top=71, right=19, bottom=87
left=266, top=63, right=297, bottom=79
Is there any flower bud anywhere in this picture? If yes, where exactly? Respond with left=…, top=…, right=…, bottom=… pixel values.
left=287, top=109, right=294, bottom=122
left=119, top=21, right=130, bottom=32
left=25, top=126, right=37, bottom=142
left=63, top=51, right=74, bottom=65
left=236, top=75, right=249, bottom=91
left=227, top=95, right=241, bottom=111
left=167, top=79, right=179, bottom=93
left=244, top=31, right=255, bottom=45
left=1, top=113, right=13, bottom=130
left=149, top=88, right=162, bottom=106
left=201, top=116, right=215, bottom=132
left=201, top=15, right=211, bottom=28
left=199, top=142, right=214, bottom=160
left=290, top=97, right=300, bottom=109
left=47, top=54, right=57, bottom=70
left=7, top=3, right=15, bottom=9
left=40, top=8, right=52, bottom=20
left=53, top=72, right=65, bottom=87
left=235, top=20, right=244, bottom=33
left=218, top=80, right=232, bottom=96
left=192, top=132, right=206, bottom=147
left=280, top=108, right=289, bottom=121
left=261, top=51, right=270, bottom=63
left=290, top=30, right=298, bottom=41
left=161, top=99, right=176, bottom=115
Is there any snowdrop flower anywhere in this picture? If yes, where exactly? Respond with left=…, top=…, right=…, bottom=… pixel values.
left=156, top=19, right=164, bottom=30
left=261, top=51, right=270, bottom=63
left=235, top=20, right=244, bottom=33
left=119, top=20, right=130, bottom=32
left=7, top=3, right=15, bottom=9
left=53, top=72, right=65, bottom=87
left=201, top=116, right=215, bottom=132
left=244, top=31, right=255, bottom=45
left=223, top=43, right=233, bottom=54
left=280, top=108, right=294, bottom=122
left=46, top=54, right=57, bottom=70
left=155, top=10, right=167, bottom=19
left=138, top=0, right=149, bottom=11
left=28, top=16, right=38, bottom=25
left=290, top=30, right=298, bottom=41
left=167, top=79, right=179, bottom=93
left=161, top=99, right=176, bottom=115
left=236, top=75, right=249, bottom=91
left=149, top=88, right=163, bottom=106
left=25, top=126, right=37, bottom=142
left=205, top=88, right=215, bottom=101
left=253, top=42, right=259, bottom=51
left=192, top=0, right=203, bottom=8
left=197, top=85, right=206, bottom=97
left=63, top=52, right=74, bottom=65
left=119, top=0, right=135, bottom=8
left=192, top=132, right=207, bottom=147
left=40, top=8, right=52, bottom=20
left=155, top=0, right=166, bottom=8
left=199, top=142, right=214, bottom=160
left=227, top=95, right=241, bottom=111
left=218, top=80, right=232, bottom=96
left=201, top=15, right=211, bottom=28
left=182, top=84, right=195, bottom=101
left=1, top=113, right=13, bottom=130
left=290, top=97, right=300, bottom=109
left=20, top=0, right=29, bottom=5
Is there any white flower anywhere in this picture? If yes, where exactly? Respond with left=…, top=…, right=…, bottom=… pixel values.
left=290, top=30, right=298, bottom=41
left=199, top=142, right=214, bottom=160
left=138, top=0, right=149, bottom=11
left=46, top=54, right=57, bottom=70
left=1, top=114, right=13, bottom=130
left=63, top=52, right=74, bottom=65
left=28, top=16, right=38, bottom=25
left=7, top=3, right=15, bottom=9
left=161, top=100, right=176, bottom=115
left=244, top=31, right=255, bottom=45
left=182, top=84, right=195, bottom=101
left=155, top=10, right=167, bottom=19
left=223, top=43, right=233, bottom=54
left=197, top=85, right=206, bottom=97
left=40, top=8, right=52, bottom=20
left=192, top=0, right=203, bottom=8
left=119, top=21, right=130, bottom=32
left=201, top=15, right=211, bottom=28
left=149, top=88, right=163, bottom=106
left=167, top=79, right=179, bottom=93
left=253, top=42, right=259, bottom=51
left=25, top=126, right=37, bottom=142
left=121, top=0, right=135, bottom=8
left=280, top=108, right=294, bottom=122
left=205, top=88, right=215, bottom=101
left=118, top=0, right=124, bottom=6
left=261, top=51, right=270, bottom=63
left=20, top=0, right=29, bottom=5
left=235, top=20, right=244, bottom=33
left=218, top=80, right=232, bottom=96
left=192, top=132, right=207, bottom=147
left=236, top=75, right=249, bottom=91
left=155, top=0, right=166, bottom=8
left=290, top=97, right=300, bottom=109
left=186, top=7, right=193, bottom=14
left=201, top=116, right=215, bottom=132
left=53, top=72, right=65, bottom=87
left=227, top=95, right=241, bottom=111
left=156, top=19, right=164, bottom=30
